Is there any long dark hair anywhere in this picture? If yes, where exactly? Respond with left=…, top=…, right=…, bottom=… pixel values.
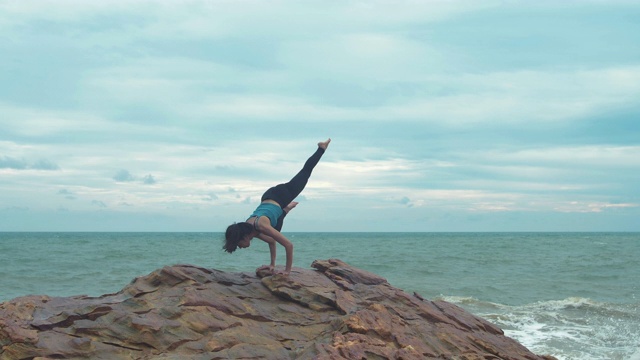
left=223, top=222, right=253, bottom=253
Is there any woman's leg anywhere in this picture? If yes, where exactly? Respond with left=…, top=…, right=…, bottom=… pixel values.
left=274, top=212, right=287, bottom=232
left=261, top=140, right=329, bottom=208
left=273, top=202, right=298, bottom=231
left=281, top=146, right=325, bottom=198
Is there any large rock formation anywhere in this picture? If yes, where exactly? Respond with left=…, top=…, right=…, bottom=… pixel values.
left=1, top=259, right=556, bottom=360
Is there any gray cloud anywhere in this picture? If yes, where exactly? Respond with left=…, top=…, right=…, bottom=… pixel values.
left=0, top=156, right=28, bottom=169
left=91, top=200, right=107, bottom=208
left=57, top=189, right=76, bottom=200
left=0, top=156, right=58, bottom=170
left=31, top=159, right=60, bottom=170
left=203, top=193, right=218, bottom=201
left=142, top=174, right=156, bottom=185
left=400, top=196, right=414, bottom=208
left=113, top=169, right=135, bottom=182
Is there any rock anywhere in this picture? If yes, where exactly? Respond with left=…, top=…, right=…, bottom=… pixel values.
left=0, top=259, right=557, bottom=360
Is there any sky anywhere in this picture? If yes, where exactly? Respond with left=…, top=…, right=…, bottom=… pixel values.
left=1, top=0, right=639, bottom=232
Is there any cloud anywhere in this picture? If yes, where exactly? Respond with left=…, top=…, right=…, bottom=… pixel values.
left=57, top=188, right=76, bottom=200
left=553, top=201, right=639, bottom=213
left=487, top=145, right=640, bottom=168
left=153, top=65, right=640, bottom=128
left=113, top=169, right=135, bottom=182
left=31, top=159, right=60, bottom=170
left=0, top=156, right=59, bottom=170
left=91, top=200, right=107, bottom=208
left=279, top=33, right=449, bottom=83
left=203, top=193, right=218, bottom=201
left=0, top=156, right=27, bottom=169
left=399, top=196, right=414, bottom=208
left=142, top=174, right=156, bottom=185
left=0, top=1, right=638, bottom=231
left=0, top=0, right=492, bottom=41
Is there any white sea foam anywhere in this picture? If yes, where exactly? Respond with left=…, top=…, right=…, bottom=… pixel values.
left=463, top=297, right=640, bottom=360
left=432, top=294, right=640, bottom=359
left=628, top=348, right=640, bottom=360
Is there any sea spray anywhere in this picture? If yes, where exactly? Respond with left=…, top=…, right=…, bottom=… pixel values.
left=440, top=295, right=640, bottom=360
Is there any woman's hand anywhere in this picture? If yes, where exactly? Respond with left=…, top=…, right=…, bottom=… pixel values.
left=256, top=264, right=275, bottom=274
left=258, top=225, right=294, bottom=276
left=256, top=222, right=294, bottom=277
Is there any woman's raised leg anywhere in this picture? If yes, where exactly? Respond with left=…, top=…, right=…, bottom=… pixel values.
left=260, top=139, right=330, bottom=208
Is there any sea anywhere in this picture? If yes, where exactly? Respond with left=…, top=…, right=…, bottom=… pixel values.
left=0, top=232, right=638, bottom=360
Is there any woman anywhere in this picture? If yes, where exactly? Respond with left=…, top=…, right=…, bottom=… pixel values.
left=224, top=138, right=331, bottom=276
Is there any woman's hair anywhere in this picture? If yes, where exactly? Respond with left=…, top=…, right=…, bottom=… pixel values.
left=223, top=222, right=253, bottom=253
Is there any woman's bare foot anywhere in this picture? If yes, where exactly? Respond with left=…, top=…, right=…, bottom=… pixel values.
left=283, top=201, right=299, bottom=214
left=318, top=138, right=331, bottom=150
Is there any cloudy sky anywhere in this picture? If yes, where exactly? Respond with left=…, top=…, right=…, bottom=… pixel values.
left=1, top=0, right=639, bottom=232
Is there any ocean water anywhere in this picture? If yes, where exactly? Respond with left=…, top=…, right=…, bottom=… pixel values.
left=1, top=232, right=638, bottom=360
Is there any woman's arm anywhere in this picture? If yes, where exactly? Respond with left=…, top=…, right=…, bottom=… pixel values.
left=256, top=233, right=277, bottom=270
left=256, top=217, right=294, bottom=275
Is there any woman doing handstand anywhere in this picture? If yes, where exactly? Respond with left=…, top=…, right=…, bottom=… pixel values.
left=223, top=138, right=331, bottom=276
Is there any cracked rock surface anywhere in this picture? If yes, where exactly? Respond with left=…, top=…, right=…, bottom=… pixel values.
left=0, top=259, right=557, bottom=359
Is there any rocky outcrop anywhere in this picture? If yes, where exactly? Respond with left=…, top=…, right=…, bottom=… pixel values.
left=1, top=259, right=556, bottom=359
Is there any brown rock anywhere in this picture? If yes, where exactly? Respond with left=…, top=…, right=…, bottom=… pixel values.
left=0, top=259, right=557, bottom=360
